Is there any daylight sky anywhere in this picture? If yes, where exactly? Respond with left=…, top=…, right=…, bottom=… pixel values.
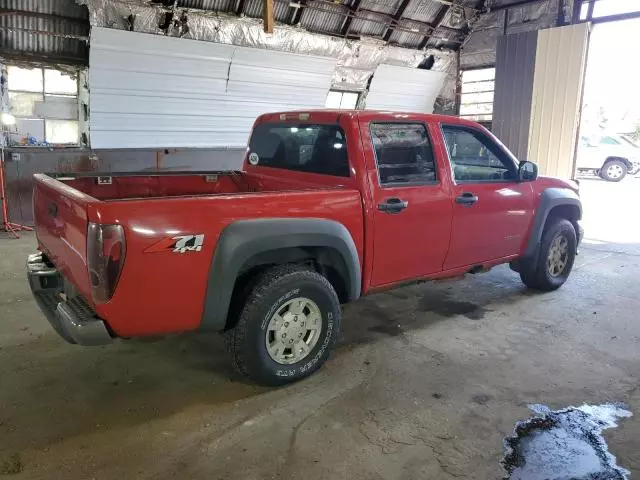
left=581, top=2, right=640, bottom=134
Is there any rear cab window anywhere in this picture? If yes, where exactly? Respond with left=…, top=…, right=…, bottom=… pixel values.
left=369, top=123, right=437, bottom=186
left=248, top=123, right=349, bottom=177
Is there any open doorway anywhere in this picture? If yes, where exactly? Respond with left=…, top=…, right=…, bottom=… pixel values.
left=577, top=7, right=640, bottom=247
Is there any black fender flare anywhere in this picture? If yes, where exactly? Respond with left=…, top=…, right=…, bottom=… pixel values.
left=603, top=156, right=632, bottom=170
left=201, top=218, right=361, bottom=331
left=523, top=187, right=582, bottom=260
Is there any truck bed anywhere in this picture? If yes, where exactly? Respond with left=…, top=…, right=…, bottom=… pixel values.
left=50, top=170, right=340, bottom=201
left=32, top=170, right=364, bottom=337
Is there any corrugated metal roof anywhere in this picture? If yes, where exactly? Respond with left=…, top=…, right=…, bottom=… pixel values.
left=359, top=0, right=402, bottom=16
left=178, top=0, right=236, bottom=12
left=300, top=2, right=349, bottom=34
left=0, top=0, right=477, bottom=61
left=0, top=0, right=89, bottom=64
left=243, top=0, right=291, bottom=22
left=3, top=0, right=89, bottom=19
left=348, top=10, right=389, bottom=37
left=388, top=18, right=428, bottom=48
left=401, top=0, right=442, bottom=23
left=425, top=25, right=465, bottom=49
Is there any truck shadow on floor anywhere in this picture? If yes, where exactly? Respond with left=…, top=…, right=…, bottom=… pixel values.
left=340, top=265, right=540, bottom=346
left=0, top=331, right=267, bottom=455
left=0, top=267, right=538, bottom=456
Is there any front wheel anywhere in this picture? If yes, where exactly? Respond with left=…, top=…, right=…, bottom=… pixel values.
left=519, top=218, right=577, bottom=291
left=600, top=159, right=627, bottom=182
left=225, top=265, right=341, bottom=386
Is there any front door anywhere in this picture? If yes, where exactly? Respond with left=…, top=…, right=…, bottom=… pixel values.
left=360, top=120, right=453, bottom=287
left=440, top=124, right=534, bottom=270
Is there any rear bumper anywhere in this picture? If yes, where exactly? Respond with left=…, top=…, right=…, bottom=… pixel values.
left=27, top=253, right=113, bottom=346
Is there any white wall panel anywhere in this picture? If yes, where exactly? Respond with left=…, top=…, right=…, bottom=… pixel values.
left=365, top=64, right=446, bottom=113
left=89, top=27, right=337, bottom=149
left=528, top=23, right=589, bottom=179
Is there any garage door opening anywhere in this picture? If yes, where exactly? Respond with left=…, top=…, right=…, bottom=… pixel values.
left=576, top=7, right=640, bottom=249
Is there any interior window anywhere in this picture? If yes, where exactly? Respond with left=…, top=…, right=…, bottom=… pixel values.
left=370, top=123, right=436, bottom=185
left=248, top=124, right=349, bottom=177
left=441, top=125, right=516, bottom=182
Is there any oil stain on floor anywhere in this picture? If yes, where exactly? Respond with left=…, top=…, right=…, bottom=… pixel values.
left=502, top=403, right=632, bottom=480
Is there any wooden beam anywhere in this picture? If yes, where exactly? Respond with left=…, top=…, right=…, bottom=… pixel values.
left=264, top=0, right=274, bottom=33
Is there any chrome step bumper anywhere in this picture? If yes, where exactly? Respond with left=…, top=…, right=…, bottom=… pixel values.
left=27, top=253, right=113, bottom=346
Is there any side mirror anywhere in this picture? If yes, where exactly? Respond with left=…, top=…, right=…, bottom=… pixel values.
left=518, top=161, right=538, bottom=182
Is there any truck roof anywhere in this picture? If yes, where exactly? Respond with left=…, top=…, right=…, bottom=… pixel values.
left=256, top=110, right=483, bottom=128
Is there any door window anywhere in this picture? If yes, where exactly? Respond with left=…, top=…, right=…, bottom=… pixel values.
left=441, top=125, right=516, bottom=182
left=370, top=123, right=437, bottom=186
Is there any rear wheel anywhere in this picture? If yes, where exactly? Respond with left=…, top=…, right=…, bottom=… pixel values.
left=600, top=159, right=627, bottom=182
left=519, top=218, right=577, bottom=291
left=225, top=265, right=341, bottom=386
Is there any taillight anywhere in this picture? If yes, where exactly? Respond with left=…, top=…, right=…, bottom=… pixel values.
left=87, top=223, right=126, bottom=303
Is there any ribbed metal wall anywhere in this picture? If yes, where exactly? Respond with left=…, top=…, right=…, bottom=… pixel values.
left=0, top=0, right=89, bottom=64
left=492, top=30, right=537, bottom=161
left=365, top=64, right=446, bottom=113
left=528, top=23, right=589, bottom=179
left=89, top=27, right=337, bottom=149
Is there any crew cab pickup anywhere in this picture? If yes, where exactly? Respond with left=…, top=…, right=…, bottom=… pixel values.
left=28, top=110, right=583, bottom=385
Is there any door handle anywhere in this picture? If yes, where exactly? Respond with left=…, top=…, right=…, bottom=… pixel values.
left=455, top=192, right=478, bottom=206
left=378, top=197, right=409, bottom=214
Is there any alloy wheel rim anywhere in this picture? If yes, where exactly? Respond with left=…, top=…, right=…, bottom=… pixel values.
left=265, top=297, right=323, bottom=365
left=607, top=164, right=624, bottom=178
left=547, top=234, right=569, bottom=277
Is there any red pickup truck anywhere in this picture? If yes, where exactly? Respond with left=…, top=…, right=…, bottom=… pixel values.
left=27, top=110, right=582, bottom=385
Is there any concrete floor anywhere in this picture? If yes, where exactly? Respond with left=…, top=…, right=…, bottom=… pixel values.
left=1, top=177, right=640, bottom=479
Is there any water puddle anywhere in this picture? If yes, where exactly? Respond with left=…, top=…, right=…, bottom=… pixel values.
left=503, top=403, right=632, bottom=480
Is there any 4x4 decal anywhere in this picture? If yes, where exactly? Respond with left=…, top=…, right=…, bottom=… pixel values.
left=144, top=234, right=205, bottom=254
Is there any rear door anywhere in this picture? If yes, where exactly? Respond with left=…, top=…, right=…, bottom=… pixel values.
left=359, top=119, right=453, bottom=287
left=439, top=124, right=534, bottom=270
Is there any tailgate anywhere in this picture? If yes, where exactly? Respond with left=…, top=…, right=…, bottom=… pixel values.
left=33, top=174, right=95, bottom=301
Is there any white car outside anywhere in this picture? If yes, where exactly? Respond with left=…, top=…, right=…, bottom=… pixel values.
left=577, top=134, right=640, bottom=182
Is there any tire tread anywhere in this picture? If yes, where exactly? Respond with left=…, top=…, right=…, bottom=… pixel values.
left=224, top=264, right=339, bottom=385
left=519, top=217, right=577, bottom=291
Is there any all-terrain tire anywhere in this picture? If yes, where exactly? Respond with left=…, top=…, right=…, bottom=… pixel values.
left=600, top=159, right=627, bottom=182
left=224, top=265, right=341, bottom=386
left=519, top=218, right=577, bottom=291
